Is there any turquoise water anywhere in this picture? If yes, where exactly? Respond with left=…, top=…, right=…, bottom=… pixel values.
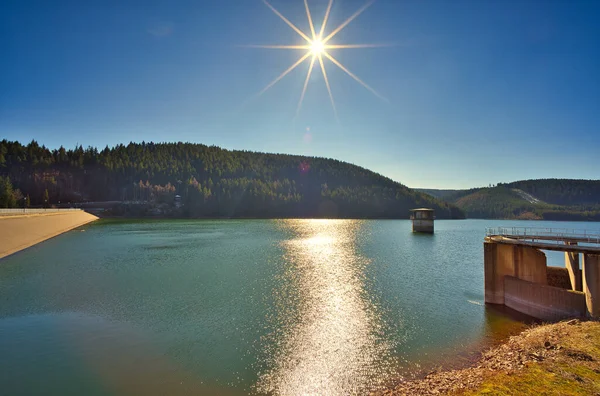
left=1, top=219, right=599, bottom=395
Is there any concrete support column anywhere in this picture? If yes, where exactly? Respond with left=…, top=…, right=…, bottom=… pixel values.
left=484, top=242, right=546, bottom=304
left=583, top=254, right=600, bottom=318
left=484, top=242, right=510, bottom=304
left=565, top=247, right=582, bottom=291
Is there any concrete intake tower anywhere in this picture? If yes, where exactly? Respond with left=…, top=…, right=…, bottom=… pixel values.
left=484, top=227, right=600, bottom=320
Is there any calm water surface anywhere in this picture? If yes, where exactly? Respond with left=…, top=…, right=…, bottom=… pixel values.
left=2, top=219, right=599, bottom=395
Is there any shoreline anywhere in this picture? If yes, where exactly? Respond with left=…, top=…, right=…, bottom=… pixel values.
left=66, top=212, right=600, bottom=222
left=0, top=210, right=99, bottom=259
left=379, top=320, right=600, bottom=395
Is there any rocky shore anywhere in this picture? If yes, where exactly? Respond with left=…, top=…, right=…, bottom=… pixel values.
left=380, top=320, right=600, bottom=395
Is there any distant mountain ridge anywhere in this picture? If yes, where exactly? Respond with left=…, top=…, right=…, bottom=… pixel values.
left=418, top=179, right=600, bottom=221
left=0, top=140, right=464, bottom=219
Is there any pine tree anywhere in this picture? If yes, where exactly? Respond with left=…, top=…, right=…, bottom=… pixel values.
left=0, top=176, right=16, bottom=208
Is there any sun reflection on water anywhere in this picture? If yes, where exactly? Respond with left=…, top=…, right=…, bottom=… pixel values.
left=256, top=219, right=398, bottom=395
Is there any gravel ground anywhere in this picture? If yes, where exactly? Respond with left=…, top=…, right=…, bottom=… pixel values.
left=377, top=319, right=599, bottom=395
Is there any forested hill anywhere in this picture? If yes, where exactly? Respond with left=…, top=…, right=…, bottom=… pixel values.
left=415, top=189, right=464, bottom=200
left=506, top=179, right=600, bottom=206
left=418, top=179, right=600, bottom=221
left=0, top=140, right=464, bottom=219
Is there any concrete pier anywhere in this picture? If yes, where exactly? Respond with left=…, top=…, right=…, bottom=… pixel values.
left=583, top=254, right=600, bottom=318
left=565, top=249, right=582, bottom=292
left=485, top=227, right=600, bottom=320
left=484, top=242, right=547, bottom=305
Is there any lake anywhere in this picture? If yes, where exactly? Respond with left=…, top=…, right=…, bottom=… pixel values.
left=1, top=219, right=599, bottom=395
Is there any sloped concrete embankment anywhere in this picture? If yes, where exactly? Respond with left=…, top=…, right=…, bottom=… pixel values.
left=0, top=210, right=99, bottom=259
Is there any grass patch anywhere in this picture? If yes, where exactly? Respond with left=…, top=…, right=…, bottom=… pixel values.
left=460, top=322, right=600, bottom=396
left=465, top=364, right=599, bottom=395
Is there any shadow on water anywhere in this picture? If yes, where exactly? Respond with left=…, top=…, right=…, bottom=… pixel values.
left=398, top=303, right=539, bottom=381
left=410, top=232, right=436, bottom=238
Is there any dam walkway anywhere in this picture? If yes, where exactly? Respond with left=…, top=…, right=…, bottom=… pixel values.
left=486, top=227, right=600, bottom=253
left=484, top=227, right=600, bottom=321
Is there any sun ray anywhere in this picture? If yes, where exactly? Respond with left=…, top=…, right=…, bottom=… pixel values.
left=262, top=0, right=312, bottom=43
left=296, top=55, right=317, bottom=118
left=255, top=52, right=312, bottom=98
left=322, top=51, right=388, bottom=102
left=304, top=0, right=317, bottom=39
left=245, top=0, right=389, bottom=118
left=318, top=0, right=334, bottom=39
left=318, top=54, right=339, bottom=122
left=324, top=43, right=394, bottom=49
left=322, top=0, right=376, bottom=44
left=240, top=44, right=311, bottom=49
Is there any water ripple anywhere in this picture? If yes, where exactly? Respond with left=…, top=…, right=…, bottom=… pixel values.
left=255, top=219, right=398, bottom=395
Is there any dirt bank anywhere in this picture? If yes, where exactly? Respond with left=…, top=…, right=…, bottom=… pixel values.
left=0, top=210, right=98, bottom=259
left=379, top=320, right=600, bottom=395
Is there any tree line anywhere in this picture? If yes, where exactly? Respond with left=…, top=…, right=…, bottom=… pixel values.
left=0, top=140, right=464, bottom=218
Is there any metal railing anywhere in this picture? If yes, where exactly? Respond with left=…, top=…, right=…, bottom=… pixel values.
left=486, top=226, right=600, bottom=245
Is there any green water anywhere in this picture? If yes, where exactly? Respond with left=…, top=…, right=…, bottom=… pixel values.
left=2, top=219, right=598, bottom=395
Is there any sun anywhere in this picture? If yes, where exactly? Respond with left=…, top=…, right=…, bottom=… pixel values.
left=243, top=0, right=392, bottom=121
left=310, top=39, right=324, bottom=55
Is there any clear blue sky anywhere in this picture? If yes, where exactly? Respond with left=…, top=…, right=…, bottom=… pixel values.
left=1, top=0, right=599, bottom=188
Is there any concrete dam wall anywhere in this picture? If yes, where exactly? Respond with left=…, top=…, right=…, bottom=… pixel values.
left=0, top=210, right=99, bottom=259
left=504, top=276, right=587, bottom=321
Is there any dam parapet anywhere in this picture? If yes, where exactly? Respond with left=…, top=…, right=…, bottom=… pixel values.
left=484, top=227, right=600, bottom=320
left=0, top=208, right=82, bottom=216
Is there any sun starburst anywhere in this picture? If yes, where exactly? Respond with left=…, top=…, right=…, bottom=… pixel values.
left=244, top=0, right=391, bottom=121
